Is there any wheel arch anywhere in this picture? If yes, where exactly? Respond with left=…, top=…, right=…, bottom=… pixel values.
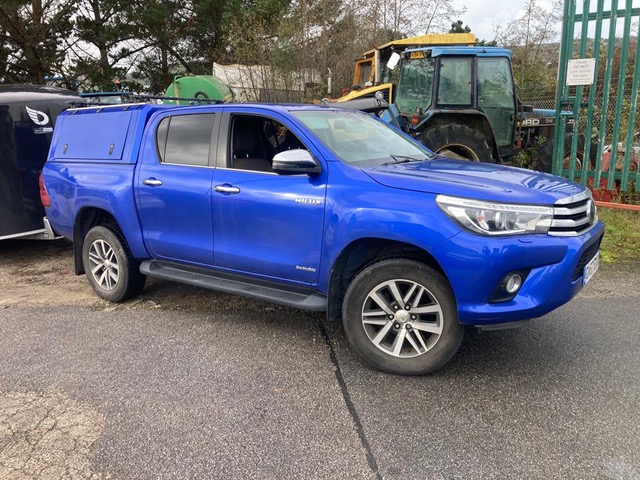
left=72, top=207, right=125, bottom=275
left=327, top=237, right=450, bottom=321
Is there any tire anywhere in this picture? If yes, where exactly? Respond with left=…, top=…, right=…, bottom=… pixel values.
left=421, top=124, right=495, bottom=162
left=536, top=134, right=596, bottom=173
left=82, top=226, right=146, bottom=302
left=342, top=259, right=463, bottom=375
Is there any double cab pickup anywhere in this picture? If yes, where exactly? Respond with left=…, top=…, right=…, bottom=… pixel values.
left=41, top=103, right=604, bottom=375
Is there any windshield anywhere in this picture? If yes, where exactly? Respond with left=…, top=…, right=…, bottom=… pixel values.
left=292, top=110, right=433, bottom=167
left=395, top=57, right=435, bottom=115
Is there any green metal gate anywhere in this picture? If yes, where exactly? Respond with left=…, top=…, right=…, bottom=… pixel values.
left=554, top=0, right=640, bottom=198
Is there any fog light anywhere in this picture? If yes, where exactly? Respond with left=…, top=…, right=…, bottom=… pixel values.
left=489, top=270, right=529, bottom=303
left=505, top=274, right=522, bottom=294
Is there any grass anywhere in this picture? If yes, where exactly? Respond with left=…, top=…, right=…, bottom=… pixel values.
left=597, top=207, right=640, bottom=264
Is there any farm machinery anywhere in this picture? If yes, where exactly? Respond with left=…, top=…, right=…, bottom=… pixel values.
left=338, top=33, right=587, bottom=171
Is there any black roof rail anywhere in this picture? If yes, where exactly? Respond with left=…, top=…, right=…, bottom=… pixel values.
left=77, top=92, right=225, bottom=106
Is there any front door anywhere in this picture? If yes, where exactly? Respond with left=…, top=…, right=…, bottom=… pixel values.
left=211, top=111, right=327, bottom=285
left=477, top=57, right=517, bottom=149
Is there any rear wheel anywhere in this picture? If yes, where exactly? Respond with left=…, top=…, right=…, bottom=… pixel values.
left=82, top=226, right=146, bottom=302
left=537, top=134, right=596, bottom=172
left=421, top=124, right=495, bottom=162
left=342, top=259, right=463, bottom=375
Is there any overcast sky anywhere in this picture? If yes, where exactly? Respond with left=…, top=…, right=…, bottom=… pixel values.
left=450, top=0, right=559, bottom=41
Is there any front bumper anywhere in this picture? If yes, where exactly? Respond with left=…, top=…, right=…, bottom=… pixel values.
left=432, top=220, right=605, bottom=325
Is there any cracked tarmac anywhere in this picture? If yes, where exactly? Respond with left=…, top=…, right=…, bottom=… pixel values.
left=0, top=391, right=110, bottom=480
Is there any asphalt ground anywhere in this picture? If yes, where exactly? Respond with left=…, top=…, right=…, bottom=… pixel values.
left=0, top=264, right=638, bottom=479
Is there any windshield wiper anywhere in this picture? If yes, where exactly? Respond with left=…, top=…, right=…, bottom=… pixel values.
left=381, top=154, right=424, bottom=166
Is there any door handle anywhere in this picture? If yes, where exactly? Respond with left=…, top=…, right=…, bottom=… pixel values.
left=143, top=178, right=163, bottom=187
left=214, top=185, right=241, bottom=194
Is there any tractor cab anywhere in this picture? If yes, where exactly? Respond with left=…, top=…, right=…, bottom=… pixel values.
left=338, top=34, right=523, bottom=163
left=396, top=46, right=518, bottom=158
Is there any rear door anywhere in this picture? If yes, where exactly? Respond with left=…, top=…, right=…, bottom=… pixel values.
left=135, top=110, right=219, bottom=266
left=210, top=108, right=327, bottom=285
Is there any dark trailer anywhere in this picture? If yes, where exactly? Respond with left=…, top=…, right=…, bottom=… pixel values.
left=1, top=85, right=79, bottom=240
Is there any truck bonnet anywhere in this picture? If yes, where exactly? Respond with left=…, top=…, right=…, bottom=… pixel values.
left=363, top=158, right=587, bottom=205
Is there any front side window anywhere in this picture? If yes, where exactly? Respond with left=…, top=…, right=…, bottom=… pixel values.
left=437, top=57, right=472, bottom=106
left=229, top=115, right=306, bottom=173
left=156, top=114, right=215, bottom=166
left=292, top=110, right=433, bottom=167
left=395, top=57, right=435, bottom=115
left=355, top=61, right=373, bottom=87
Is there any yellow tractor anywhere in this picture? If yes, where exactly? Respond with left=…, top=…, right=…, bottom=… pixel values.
left=340, top=33, right=476, bottom=103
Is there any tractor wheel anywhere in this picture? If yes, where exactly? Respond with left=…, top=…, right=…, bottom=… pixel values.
left=536, top=134, right=596, bottom=173
left=420, top=124, right=495, bottom=163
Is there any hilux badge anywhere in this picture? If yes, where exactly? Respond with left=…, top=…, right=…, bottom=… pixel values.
left=295, top=197, right=322, bottom=205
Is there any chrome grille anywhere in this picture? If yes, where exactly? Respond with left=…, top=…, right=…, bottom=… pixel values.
left=549, top=190, right=598, bottom=237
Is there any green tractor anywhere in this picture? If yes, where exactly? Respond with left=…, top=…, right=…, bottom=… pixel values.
left=339, top=34, right=585, bottom=171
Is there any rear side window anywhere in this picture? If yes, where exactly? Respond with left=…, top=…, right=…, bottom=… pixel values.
left=437, top=57, right=472, bottom=106
left=156, top=114, right=215, bottom=166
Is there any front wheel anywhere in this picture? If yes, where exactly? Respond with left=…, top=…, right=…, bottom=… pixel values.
left=342, top=259, right=463, bottom=375
left=82, top=226, right=146, bottom=302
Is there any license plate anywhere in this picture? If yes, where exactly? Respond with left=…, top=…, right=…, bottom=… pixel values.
left=583, top=251, right=600, bottom=285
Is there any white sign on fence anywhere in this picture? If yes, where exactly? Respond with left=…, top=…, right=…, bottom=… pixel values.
left=566, top=58, right=596, bottom=86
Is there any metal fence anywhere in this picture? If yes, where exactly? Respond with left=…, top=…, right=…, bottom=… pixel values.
left=525, top=92, right=636, bottom=144
left=554, top=0, right=640, bottom=196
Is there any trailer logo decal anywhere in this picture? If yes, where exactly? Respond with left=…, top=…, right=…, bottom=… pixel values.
left=26, top=106, right=50, bottom=126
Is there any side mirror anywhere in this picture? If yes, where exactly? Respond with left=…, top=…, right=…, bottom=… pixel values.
left=272, top=149, right=322, bottom=175
left=387, top=52, right=401, bottom=70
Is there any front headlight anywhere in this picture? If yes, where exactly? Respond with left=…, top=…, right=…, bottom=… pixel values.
left=436, top=195, right=553, bottom=236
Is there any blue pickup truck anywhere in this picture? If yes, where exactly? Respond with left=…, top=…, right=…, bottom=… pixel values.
left=40, top=102, right=604, bottom=375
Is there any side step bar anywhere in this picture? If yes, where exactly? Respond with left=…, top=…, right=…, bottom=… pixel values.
left=140, top=260, right=327, bottom=312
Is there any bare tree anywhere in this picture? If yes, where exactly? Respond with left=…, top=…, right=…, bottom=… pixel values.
left=355, top=0, right=466, bottom=43
left=494, top=0, right=563, bottom=97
